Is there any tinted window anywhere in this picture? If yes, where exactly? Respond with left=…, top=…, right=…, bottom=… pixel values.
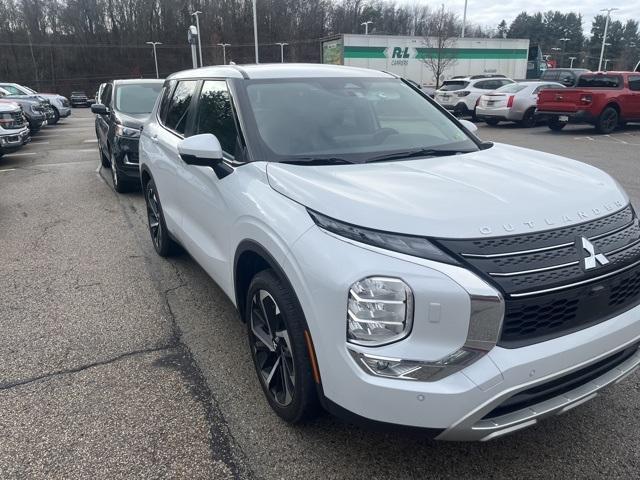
left=164, top=80, right=197, bottom=135
left=541, top=71, right=558, bottom=81
left=440, top=81, right=468, bottom=91
left=101, top=84, right=113, bottom=106
left=196, top=81, right=238, bottom=157
left=629, top=76, right=640, bottom=92
left=576, top=75, right=622, bottom=88
left=158, top=80, right=176, bottom=122
left=475, top=80, right=501, bottom=90
left=0, top=85, right=22, bottom=94
left=114, top=83, right=163, bottom=114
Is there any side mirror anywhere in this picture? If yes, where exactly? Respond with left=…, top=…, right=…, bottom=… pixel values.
left=177, top=134, right=233, bottom=179
left=459, top=119, right=478, bottom=133
left=91, top=103, right=108, bottom=115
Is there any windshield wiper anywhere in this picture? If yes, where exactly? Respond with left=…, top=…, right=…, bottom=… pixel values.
left=281, top=156, right=355, bottom=166
left=365, top=148, right=475, bottom=163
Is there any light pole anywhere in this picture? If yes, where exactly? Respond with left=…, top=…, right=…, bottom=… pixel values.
left=461, top=0, right=468, bottom=38
left=252, top=0, right=259, bottom=63
left=569, top=56, right=577, bottom=68
left=598, top=8, right=618, bottom=71
left=604, top=58, right=611, bottom=71
left=191, top=10, right=203, bottom=67
left=217, top=43, right=231, bottom=64
left=276, top=42, right=288, bottom=63
left=361, top=21, right=373, bottom=35
left=559, top=37, right=570, bottom=67
left=146, top=41, right=162, bottom=78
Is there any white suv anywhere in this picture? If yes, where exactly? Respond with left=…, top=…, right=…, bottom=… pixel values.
left=139, top=64, right=640, bottom=440
left=434, top=75, right=514, bottom=117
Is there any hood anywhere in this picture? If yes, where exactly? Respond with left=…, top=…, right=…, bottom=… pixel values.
left=266, top=143, right=628, bottom=239
left=115, top=111, right=149, bottom=128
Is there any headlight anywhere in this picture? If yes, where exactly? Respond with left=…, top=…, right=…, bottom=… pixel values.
left=347, top=276, right=413, bottom=346
left=308, top=210, right=458, bottom=264
left=115, top=124, right=140, bottom=138
left=30, top=105, right=39, bottom=113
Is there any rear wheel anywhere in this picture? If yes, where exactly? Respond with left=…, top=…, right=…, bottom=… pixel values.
left=519, top=108, right=536, bottom=128
left=548, top=117, right=566, bottom=131
left=453, top=104, right=467, bottom=118
left=596, top=107, right=618, bottom=134
left=485, top=118, right=500, bottom=126
left=247, top=269, right=320, bottom=423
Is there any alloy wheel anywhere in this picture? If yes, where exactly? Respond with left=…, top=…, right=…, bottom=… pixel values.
left=603, top=110, right=617, bottom=132
left=110, top=153, right=119, bottom=188
left=250, top=289, right=295, bottom=406
left=146, top=184, right=162, bottom=249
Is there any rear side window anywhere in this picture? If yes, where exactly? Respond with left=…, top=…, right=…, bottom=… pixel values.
left=163, top=80, right=198, bottom=135
left=629, top=76, right=640, bottom=92
left=576, top=75, right=622, bottom=88
left=195, top=80, right=239, bottom=157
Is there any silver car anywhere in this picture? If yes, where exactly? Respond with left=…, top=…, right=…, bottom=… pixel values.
left=476, top=81, right=564, bottom=127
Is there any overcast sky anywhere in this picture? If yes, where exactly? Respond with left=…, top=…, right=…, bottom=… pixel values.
left=411, top=1, right=639, bottom=35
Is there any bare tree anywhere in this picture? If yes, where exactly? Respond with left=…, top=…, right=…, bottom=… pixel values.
left=420, top=6, right=458, bottom=88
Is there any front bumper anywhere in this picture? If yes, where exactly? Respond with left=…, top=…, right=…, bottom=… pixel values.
left=112, top=137, right=141, bottom=180
left=287, top=226, right=640, bottom=440
left=0, top=127, right=30, bottom=152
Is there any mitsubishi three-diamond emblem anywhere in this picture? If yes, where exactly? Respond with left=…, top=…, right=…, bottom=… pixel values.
left=577, top=237, right=609, bottom=271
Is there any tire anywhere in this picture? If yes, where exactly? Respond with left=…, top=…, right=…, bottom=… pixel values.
left=519, top=108, right=536, bottom=128
left=485, top=118, right=500, bottom=126
left=548, top=117, right=566, bottom=131
left=51, top=107, right=60, bottom=124
left=98, top=143, right=110, bottom=168
left=246, top=269, right=320, bottom=423
left=110, top=150, right=131, bottom=193
left=596, top=107, right=618, bottom=134
left=453, top=104, right=467, bottom=118
left=144, top=178, right=178, bottom=257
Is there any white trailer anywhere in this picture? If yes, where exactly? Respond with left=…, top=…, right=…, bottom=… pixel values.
left=322, top=34, right=530, bottom=86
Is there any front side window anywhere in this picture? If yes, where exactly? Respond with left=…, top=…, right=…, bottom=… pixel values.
left=238, top=77, right=477, bottom=162
left=114, top=82, right=163, bottom=115
left=629, top=76, right=640, bottom=92
left=196, top=80, right=238, bottom=157
left=164, top=80, right=198, bottom=135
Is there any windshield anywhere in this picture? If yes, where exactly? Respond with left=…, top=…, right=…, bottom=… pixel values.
left=239, top=77, right=477, bottom=163
left=495, top=83, right=527, bottom=94
left=439, top=81, right=469, bottom=91
left=114, top=83, right=163, bottom=114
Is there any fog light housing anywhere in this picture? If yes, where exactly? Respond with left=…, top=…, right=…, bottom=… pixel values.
left=347, top=276, right=413, bottom=346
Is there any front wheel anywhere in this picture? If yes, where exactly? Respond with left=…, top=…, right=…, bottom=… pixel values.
left=247, top=269, right=320, bottom=423
left=110, top=151, right=132, bottom=193
left=548, top=117, right=566, bottom=131
left=596, top=107, right=618, bottom=134
left=51, top=107, right=60, bottom=124
left=144, top=178, right=178, bottom=257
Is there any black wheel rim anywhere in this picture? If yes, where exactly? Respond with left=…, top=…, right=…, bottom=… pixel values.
left=603, top=111, right=617, bottom=131
left=250, top=289, right=295, bottom=407
left=146, top=185, right=162, bottom=249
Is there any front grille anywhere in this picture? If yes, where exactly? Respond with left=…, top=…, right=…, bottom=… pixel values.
left=435, top=205, right=640, bottom=347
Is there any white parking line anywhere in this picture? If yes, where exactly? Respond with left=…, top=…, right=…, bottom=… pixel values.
left=0, top=168, right=16, bottom=173
left=4, top=152, right=36, bottom=157
left=29, top=141, right=50, bottom=145
left=82, top=139, right=98, bottom=143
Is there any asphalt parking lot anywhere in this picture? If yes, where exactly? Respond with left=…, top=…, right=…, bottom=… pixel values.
left=2, top=110, right=640, bottom=479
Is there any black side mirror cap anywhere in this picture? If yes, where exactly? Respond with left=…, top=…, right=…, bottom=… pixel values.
left=91, top=103, right=108, bottom=115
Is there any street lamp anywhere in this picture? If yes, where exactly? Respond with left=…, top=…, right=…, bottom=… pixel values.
left=461, top=0, right=468, bottom=38
left=276, top=42, right=288, bottom=63
left=217, top=43, right=231, bottom=65
left=361, top=21, right=373, bottom=35
left=559, top=37, right=570, bottom=67
left=252, top=0, right=259, bottom=63
left=604, top=58, right=611, bottom=71
left=569, top=56, right=577, bottom=68
left=598, top=8, right=618, bottom=71
left=191, top=10, right=203, bottom=67
left=146, top=42, right=162, bottom=78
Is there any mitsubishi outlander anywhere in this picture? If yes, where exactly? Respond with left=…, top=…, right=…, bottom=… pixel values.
left=138, top=64, right=640, bottom=440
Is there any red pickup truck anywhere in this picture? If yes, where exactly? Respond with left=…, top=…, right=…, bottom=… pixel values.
left=535, top=71, right=640, bottom=133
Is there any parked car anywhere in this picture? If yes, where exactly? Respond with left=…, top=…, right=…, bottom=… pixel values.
left=536, top=71, right=640, bottom=133
left=70, top=91, right=89, bottom=107
left=91, top=79, right=163, bottom=192
left=139, top=64, right=640, bottom=440
left=540, top=68, right=590, bottom=87
left=0, top=82, right=71, bottom=121
left=0, top=100, right=30, bottom=157
left=434, top=76, right=515, bottom=117
left=476, top=81, right=565, bottom=127
left=0, top=87, right=48, bottom=133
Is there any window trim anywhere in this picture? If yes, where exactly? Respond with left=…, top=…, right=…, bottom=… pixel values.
left=628, top=75, right=640, bottom=92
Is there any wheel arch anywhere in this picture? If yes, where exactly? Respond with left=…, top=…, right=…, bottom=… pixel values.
left=603, top=102, right=621, bottom=115
left=140, top=163, right=153, bottom=189
left=234, top=239, right=296, bottom=323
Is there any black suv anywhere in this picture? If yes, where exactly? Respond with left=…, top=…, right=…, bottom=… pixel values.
left=91, top=79, right=163, bottom=192
left=540, top=68, right=590, bottom=87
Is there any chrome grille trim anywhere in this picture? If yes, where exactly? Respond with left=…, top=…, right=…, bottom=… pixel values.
left=489, top=260, right=580, bottom=277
